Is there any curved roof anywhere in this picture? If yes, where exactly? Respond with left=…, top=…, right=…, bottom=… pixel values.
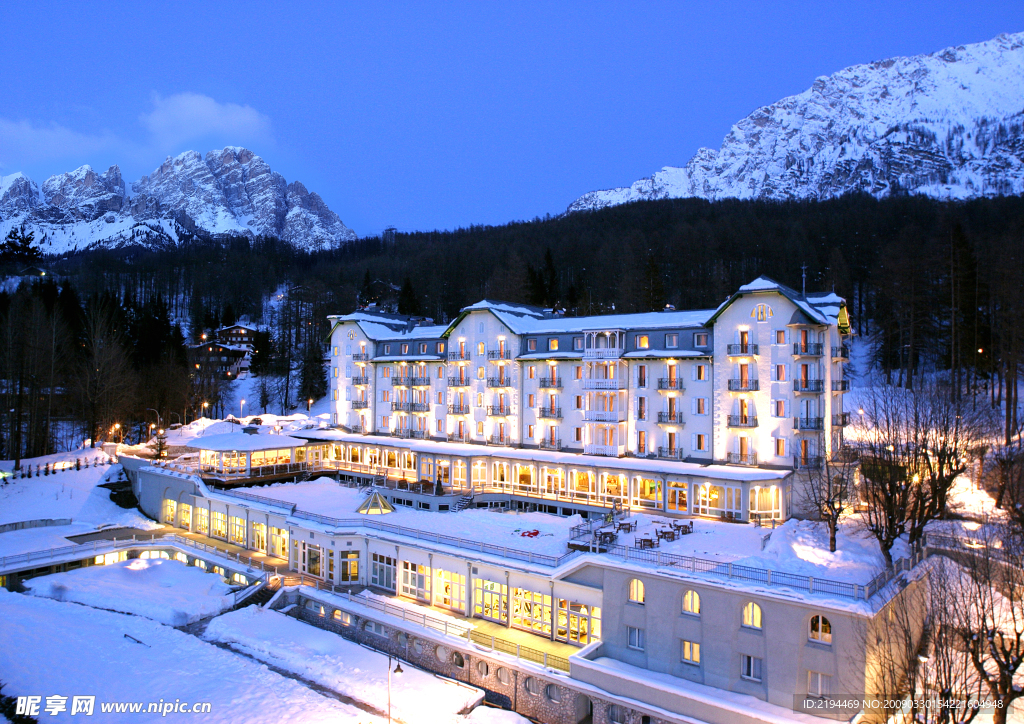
left=193, top=431, right=307, bottom=452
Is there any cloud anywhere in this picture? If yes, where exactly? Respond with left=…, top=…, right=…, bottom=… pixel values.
left=0, top=119, right=121, bottom=168
left=140, top=93, right=273, bottom=152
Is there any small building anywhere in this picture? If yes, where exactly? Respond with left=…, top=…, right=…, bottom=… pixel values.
left=216, top=323, right=257, bottom=348
left=189, top=342, right=250, bottom=380
left=192, top=431, right=316, bottom=481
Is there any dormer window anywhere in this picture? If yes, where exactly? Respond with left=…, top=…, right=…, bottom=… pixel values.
left=401, top=344, right=409, bottom=354
left=693, top=333, right=708, bottom=347
left=384, top=344, right=391, bottom=355
left=548, top=338, right=558, bottom=351
left=528, top=339, right=537, bottom=352
left=636, top=335, right=649, bottom=349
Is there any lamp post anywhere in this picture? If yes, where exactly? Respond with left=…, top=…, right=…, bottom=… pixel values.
left=240, top=398, right=246, bottom=420
left=146, top=408, right=163, bottom=432
left=387, top=654, right=403, bottom=724
left=307, top=398, right=313, bottom=411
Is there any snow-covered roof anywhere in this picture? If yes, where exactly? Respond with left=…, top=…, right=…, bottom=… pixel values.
left=217, top=323, right=257, bottom=332
left=710, top=276, right=846, bottom=327
left=192, top=432, right=307, bottom=452
left=622, top=349, right=711, bottom=359
left=328, top=312, right=447, bottom=342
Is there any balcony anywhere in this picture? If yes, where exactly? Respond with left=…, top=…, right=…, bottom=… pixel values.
left=486, top=377, right=513, bottom=388
left=584, top=444, right=619, bottom=456
left=727, top=343, right=759, bottom=356
left=350, top=400, right=369, bottom=409
left=351, top=353, right=369, bottom=361
left=794, top=417, right=824, bottom=431
left=538, top=377, right=562, bottom=389
left=447, top=350, right=471, bottom=362
left=583, top=348, right=623, bottom=359
left=794, top=379, right=824, bottom=393
left=391, top=428, right=413, bottom=439
left=832, top=379, right=850, bottom=392
left=351, top=375, right=370, bottom=386
left=448, top=432, right=472, bottom=443
left=727, top=452, right=758, bottom=466
left=448, top=403, right=470, bottom=415
left=832, top=412, right=851, bottom=427
left=409, top=376, right=431, bottom=386
left=487, top=349, right=512, bottom=361
left=832, top=345, right=850, bottom=360
left=727, top=415, right=758, bottom=428
left=488, top=434, right=512, bottom=447
left=657, top=447, right=683, bottom=460
left=793, top=343, right=824, bottom=357
left=348, top=424, right=365, bottom=434
left=794, top=455, right=824, bottom=470
left=657, top=412, right=685, bottom=425
left=538, top=438, right=563, bottom=451
left=447, top=377, right=471, bottom=387
left=392, top=377, right=411, bottom=387
left=583, top=409, right=626, bottom=422
left=728, top=379, right=759, bottom=392
left=581, top=378, right=626, bottom=390
left=486, top=405, right=511, bottom=417
left=657, top=378, right=685, bottom=391
left=538, top=406, right=562, bottom=420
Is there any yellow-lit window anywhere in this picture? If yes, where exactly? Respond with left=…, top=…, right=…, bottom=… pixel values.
left=628, top=578, right=645, bottom=604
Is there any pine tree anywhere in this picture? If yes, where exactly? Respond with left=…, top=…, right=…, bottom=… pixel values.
left=0, top=227, right=42, bottom=264
left=397, top=277, right=421, bottom=315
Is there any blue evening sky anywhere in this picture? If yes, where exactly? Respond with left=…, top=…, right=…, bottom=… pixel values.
left=1, top=2, right=1020, bottom=237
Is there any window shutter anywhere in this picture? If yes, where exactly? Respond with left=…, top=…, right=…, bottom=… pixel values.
left=691, top=398, right=697, bottom=414
left=691, top=433, right=697, bottom=449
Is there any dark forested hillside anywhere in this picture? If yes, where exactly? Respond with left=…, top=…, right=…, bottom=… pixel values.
left=2, top=193, right=1022, bottom=458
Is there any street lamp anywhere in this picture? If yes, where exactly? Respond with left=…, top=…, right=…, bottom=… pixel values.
left=307, top=398, right=313, bottom=411
left=240, top=398, right=246, bottom=420
left=387, top=655, right=403, bottom=724
left=146, top=408, right=163, bottom=431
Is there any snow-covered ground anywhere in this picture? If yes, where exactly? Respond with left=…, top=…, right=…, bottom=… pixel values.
left=25, top=558, right=236, bottom=626
left=252, top=479, right=581, bottom=556
left=0, top=589, right=382, bottom=723
left=205, top=606, right=484, bottom=724
left=0, top=449, right=158, bottom=544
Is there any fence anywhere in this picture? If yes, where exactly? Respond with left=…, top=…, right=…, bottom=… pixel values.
left=0, top=518, right=73, bottom=534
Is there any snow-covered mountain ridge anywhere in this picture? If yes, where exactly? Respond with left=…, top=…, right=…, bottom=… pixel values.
left=0, top=147, right=356, bottom=253
left=569, top=32, right=1024, bottom=212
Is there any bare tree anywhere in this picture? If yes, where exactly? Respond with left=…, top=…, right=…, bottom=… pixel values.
left=854, top=376, right=991, bottom=567
left=800, top=434, right=858, bottom=552
left=75, top=302, right=135, bottom=447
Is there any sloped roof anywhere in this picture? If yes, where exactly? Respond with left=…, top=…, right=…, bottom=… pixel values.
left=708, top=276, right=846, bottom=327
left=356, top=489, right=395, bottom=514
left=192, top=432, right=306, bottom=452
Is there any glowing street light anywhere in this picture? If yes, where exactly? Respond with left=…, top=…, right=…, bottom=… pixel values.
left=387, top=655, right=403, bottom=724
left=240, top=398, right=246, bottom=420
left=307, top=398, right=313, bottom=411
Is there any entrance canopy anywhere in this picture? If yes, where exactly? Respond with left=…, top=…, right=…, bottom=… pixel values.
left=357, top=490, right=395, bottom=515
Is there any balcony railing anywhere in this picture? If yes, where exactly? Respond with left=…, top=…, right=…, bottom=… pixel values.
left=728, top=379, right=759, bottom=391
left=350, top=400, right=369, bottom=409
left=391, top=428, right=413, bottom=439
left=409, top=376, right=431, bottom=386
left=581, top=378, right=626, bottom=390
left=832, top=345, right=850, bottom=360
left=448, top=404, right=470, bottom=415
left=487, top=349, right=512, bottom=361
left=657, top=378, right=684, bottom=391
left=583, top=348, right=623, bottom=359
left=657, top=412, right=685, bottom=425
left=348, top=424, right=365, bottom=434
left=727, top=343, right=759, bottom=356
left=447, top=377, right=471, bottom=387
left=392, top=377, right=411, bottom=387
left=538, top=406, right=562, bottom=419
left=351, top=376, right=370, bottom=386
left=538, top=438, right=563, bottom=451
left=538, top=377, right=562, bottom=389
left=832, top=412, right=851, bottom=427
left=486, top=406, right=511, bottom=417
left=793, top=343, right=824, bottom=356
left=584, top=444, right=619, bottom=456
left=727, top=452, right=758, bottom=466
left=391, top=402, right=411, bottom=412
left=794, top=379, right=824, bottom=393
left=448, top=432, right=472, bottom=443
left=832, top=379, right=850, bottom=392
left=794, top=455, right=824, bottom=470
left=794, top=417, right=824, bottom=431
left=582, top=409, right=626, bottom=422
left=447, top=350, right=471, bottom=361
left=657, top=447, right=683, bottom=460
left=486, top=377, right=512, bottom=388
left=488, top=434, right=512, bottom=447
left=351, top=353, right=369, bottom=361
left=727, top=415, right=758, bottom=428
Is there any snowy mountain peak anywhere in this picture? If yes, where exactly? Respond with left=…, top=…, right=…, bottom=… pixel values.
left=0, top=148, right=356, bottom=253
left=568, top=31, right=1024, bottom=212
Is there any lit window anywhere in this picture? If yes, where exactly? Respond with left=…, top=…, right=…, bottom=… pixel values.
left=419, top=343, right=427, bottom=354
left=693, top=433, right=708, bottom=451
left=694, top=333, right=708, bottom=347
left=402, top=344, right=409, bottom=354
left=809, top=615, right=832, bottom=644
left=384, top=344, right=391, bottom=355
left=528, top=425, right=534, bottom=438
left=627, top=626, right=645, bottom=651
left=683, top=590, right=700, bottom=615
left=774, top=400, right=785, bottom=417
left=528, top=339, right=537, bottom=351
left=477, top=366, right=485, bottom=379
left=681, top=640, right=700, bottom=665
left=573, top=337, right=583, bottom=350
left=635, top=335, right=649, bottom=349
left=476, top=422, right=484, bottom=435
left=628, top=578, right=645, bottom=604
left=695, top=364, right=707, bottom=381
left=527, top=394, right=534, bottom=407
left=775, top=438, right=786, bottom=457
left=528, top=366, right=535, bottom=379
left=742, top=655, right=763, bottom=682
left=742, top=602, right=762, bottom=629
left=574, top=428, right=582, bottom=442
left=548, top=338, right=558, bottom=351
left=775, top=330, right=786, bottom=345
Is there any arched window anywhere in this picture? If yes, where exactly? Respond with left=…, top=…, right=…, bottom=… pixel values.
left=810, top=615, right=832, bottom=644
left=683, top=590, right=701, bottom=616
left=742, top=601, right=762, bottom=629
left=628, top=578, right=645, bottom=604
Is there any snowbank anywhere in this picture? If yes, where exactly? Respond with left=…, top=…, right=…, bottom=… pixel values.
left=26, top=558, right=235, bottom=626
left=0, top=589, right=380, bottom=723
left=205, top=606, right=484, bottom=724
